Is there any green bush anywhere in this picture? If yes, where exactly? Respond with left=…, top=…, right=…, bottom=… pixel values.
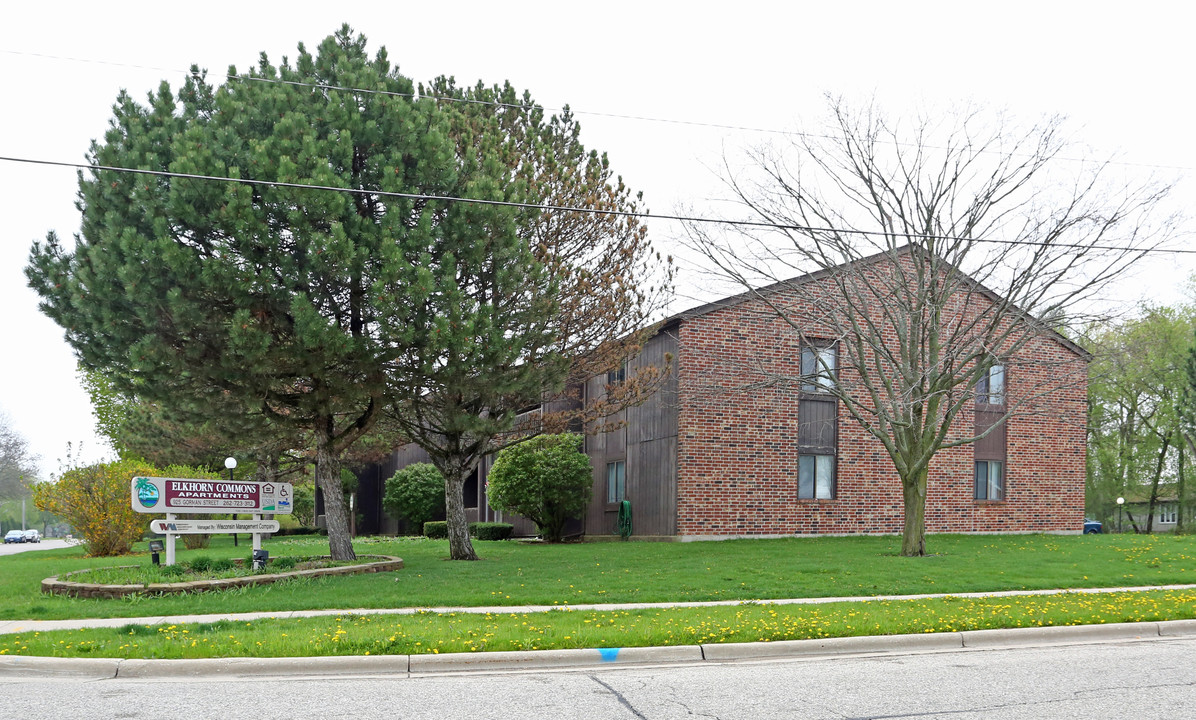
left=290, top=484, right=316, bottom=527
left=486, top=434, right=592, bottom=543
left=383, top=463, right=446, bottom=533
left=273, top=526, right=323, bottom=536
left=272, top=556, right=298, bottom=570
left=212, top=558, right=234, bottom=572
left=469, top=522, right=515, bottom=541
left=181, top=532, right=211, bottom=550
left=188, top=556, right=213, bottom=572
left=423, top=521, right=449, bottom=539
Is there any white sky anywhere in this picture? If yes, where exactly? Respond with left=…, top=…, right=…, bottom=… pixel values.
left=2, top=1, right=1194, bottom=476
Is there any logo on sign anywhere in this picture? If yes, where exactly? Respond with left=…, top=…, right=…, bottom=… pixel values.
left=134, top=477, right=160, bottom=508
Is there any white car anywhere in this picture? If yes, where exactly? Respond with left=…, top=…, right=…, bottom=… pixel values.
left=22, top=529, right=41, bottom=543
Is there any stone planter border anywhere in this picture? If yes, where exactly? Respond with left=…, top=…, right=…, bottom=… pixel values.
left=41, top=555, right=404, bottom=599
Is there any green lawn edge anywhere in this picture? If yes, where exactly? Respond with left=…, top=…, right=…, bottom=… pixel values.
left=4, top=588, right=1195, bottom=659
left=4, top=533, right=1196, bottom=659
left=3, top=533, right=1196, bottom=622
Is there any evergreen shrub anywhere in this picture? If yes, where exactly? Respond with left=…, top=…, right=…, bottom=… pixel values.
left=469, top=522, right=515, bottom=541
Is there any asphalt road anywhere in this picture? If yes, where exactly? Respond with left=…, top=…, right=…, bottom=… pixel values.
left=0, top=538, right=73, bottom=556
left=3, top=634, right=1194, bottom=719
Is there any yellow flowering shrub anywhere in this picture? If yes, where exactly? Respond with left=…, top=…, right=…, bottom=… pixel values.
left=32, top=458, right=213, bottom=557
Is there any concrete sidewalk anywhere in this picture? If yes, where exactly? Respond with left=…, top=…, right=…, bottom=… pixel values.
left=3, top=584, right=1195, bottom=679
left=4, top=583, right=1195, bottom=636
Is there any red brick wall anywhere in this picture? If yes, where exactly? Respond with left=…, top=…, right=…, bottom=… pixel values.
left=674, top=284, right=1087, bottom=537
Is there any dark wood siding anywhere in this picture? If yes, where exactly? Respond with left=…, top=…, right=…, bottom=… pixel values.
left=584, top=328, right=679, bottom=536
left=353, top=460, right=395, bottom=535
left=798, top=398, right=837, bottom=453
left=975, top=409, right=1007, bottom=459
left=356, top=329, right=680, bottom=539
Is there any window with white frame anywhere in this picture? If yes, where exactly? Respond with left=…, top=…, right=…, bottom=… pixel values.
left=974, top=460, right=1004, bottom=501
left=606, top=460, right=626, bottom=504
left=1159, top=503, right=1178, bottom=524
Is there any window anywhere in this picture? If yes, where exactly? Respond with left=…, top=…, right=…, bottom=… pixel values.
left=974, top=460, right=1004, bottom=501
left=606, top=460, right=626, bottom=504
left=798, top=344, right=838, bottom=498
left=798, top=454, right=835, bottom=499
left=1160, top=503, right=1178, bottom=524
left=977, top=364, right=1005, bottom=405
left=607, top=362, right=626, bottom=387
left=801, top=344, right=837, bottom=394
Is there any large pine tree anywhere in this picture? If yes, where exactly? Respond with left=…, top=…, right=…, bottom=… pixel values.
left=28, top=26, right=669, bottom=561
left=28, top=28, right=462, bottom=559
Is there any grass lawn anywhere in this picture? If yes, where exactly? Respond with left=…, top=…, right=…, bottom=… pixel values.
left=5, top=588, right=1196, bottom=659
left=3, top=532, right=1195, bottom=622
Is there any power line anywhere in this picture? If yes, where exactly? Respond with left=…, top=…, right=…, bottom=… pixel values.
left=5, top=49, right=1193, bottom=174
left=2, top=154, right=1191, bottom=256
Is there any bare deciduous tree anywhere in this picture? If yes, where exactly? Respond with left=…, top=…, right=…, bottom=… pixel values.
left=0, top=412, right=40, bottom=500
left=686, top=98, right=1176, bottom=556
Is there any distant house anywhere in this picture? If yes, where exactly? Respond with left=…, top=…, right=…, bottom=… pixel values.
left=1118, top=490, right=1181, bottom=534
left=354, top=249, right=1089, bottom=539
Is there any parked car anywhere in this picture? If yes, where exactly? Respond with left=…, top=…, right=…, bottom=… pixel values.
left=4, top=530, right=26, bottom=544
left=23, top=529, right=41, bottom=543
left=1083, top=519, right=1103, bottom=534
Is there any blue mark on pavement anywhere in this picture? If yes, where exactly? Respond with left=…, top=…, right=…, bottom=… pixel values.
left=598, top=648, right=621, bottom=662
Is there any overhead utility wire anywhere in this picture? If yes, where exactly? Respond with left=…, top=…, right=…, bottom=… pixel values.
left=2, top=154, right=1191, bottom=256
left=0, top=49, right=820, bottom=134
left=4, top=49, right=1192, bottom=174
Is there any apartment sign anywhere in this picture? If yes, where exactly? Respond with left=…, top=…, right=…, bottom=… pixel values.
left=149, top=518, right=281, bottom=534
left=132, top=477, right=293, bottom=514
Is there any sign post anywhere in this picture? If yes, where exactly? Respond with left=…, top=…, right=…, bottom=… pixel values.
left=132, top=477, right=293, bottom=566
left=165, top=513, right=176, bottom=566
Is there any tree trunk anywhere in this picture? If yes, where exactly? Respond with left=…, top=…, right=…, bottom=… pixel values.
left=254, top=448, right=280, bottom=484
left=1126, top=510, right=1142, bottom=534
left=316, top=435, right=356, bottom=561
left=1178, top=442, right=1187, bottom=533
left=440, top=460, right=478, bottom=561
left=900, top=468, right=928, bottom=556
left=1146, top=434, right=1171, bottom=534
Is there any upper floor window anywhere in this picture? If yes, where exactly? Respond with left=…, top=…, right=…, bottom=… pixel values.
left=977, top=364, right=1005, bottom=405
left=607, top=362, right=626, bottom=387
left=801, top=344, right=837, bottom=394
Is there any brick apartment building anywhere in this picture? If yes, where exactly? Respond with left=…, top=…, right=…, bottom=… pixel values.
left=354, top=250, right=1089, bottom=539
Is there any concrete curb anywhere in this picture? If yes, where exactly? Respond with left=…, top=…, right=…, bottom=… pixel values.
left=117, top=654, right=411, bottom=679
left=1158, top=619, right=1196, bottom=636
left=4, top=620, right=1196, bottom=679
left=0, top=655, right=121, bottom=679
left=961, top=621, right=1157, bottom=648
left=701, top=631, right=964, bottom=660
left=409, top=645, right=703, bottom=673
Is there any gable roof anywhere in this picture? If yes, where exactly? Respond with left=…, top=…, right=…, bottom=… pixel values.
left=664, top=244, right=1091, bottom=361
